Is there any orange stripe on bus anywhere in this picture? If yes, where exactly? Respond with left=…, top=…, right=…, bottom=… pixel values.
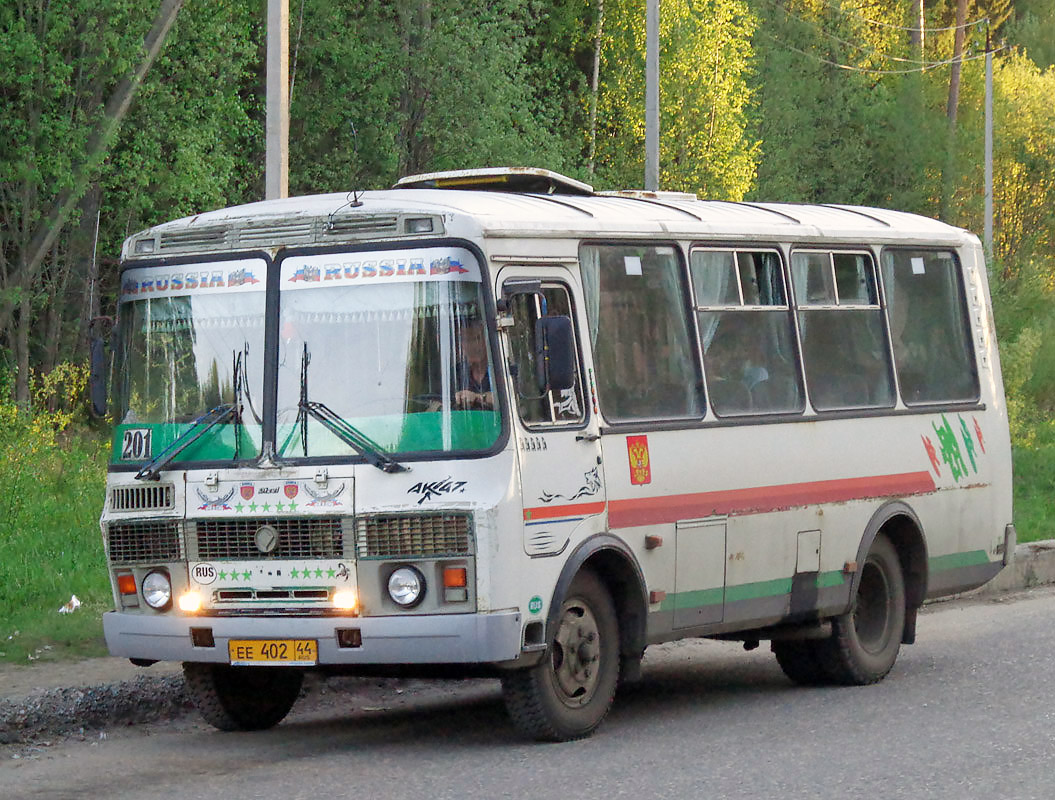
left=524, top=501, right=607, bottom=521
left=607, top=471, right=937, bottom=529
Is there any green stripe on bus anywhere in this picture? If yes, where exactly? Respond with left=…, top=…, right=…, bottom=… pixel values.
left=929, top=550, right=990, bottom=572
left=660, top=570, right=848, bottom=612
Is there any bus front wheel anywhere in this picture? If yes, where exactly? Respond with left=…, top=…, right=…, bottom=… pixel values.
left=501, top=569, right=620, bottom=742
left=819, top=532, right=906, bottom=685
left=183, top=663, right=303, bottom=731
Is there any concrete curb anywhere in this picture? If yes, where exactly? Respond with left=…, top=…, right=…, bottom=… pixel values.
left=969, top=540, right=1055, bottom=596
left=3, top=540, right=1054, bottom=748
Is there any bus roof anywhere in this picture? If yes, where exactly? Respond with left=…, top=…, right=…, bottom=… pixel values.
left=123, top=169, right=973, bottom=259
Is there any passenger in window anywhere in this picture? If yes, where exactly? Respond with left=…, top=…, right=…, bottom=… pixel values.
left=455, top=320, right=493, bottom=409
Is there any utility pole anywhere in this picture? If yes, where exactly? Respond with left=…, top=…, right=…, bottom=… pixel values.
left=984, top=26, right=994, bottom=263
left=645, top=0, right=659, bottom=191
left=266, top=0, right=289, bottom=200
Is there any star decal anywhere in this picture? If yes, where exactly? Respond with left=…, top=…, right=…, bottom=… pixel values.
left=326, top=568, right=336, bottom=578
left=235, top=503, right=245, bottom=513
left=242, top=570, right=251, bottom=580
left=249, top=501, right=258, bottom=512
left=314, top=568, right=324, bottom=578
left=290, top=568, right=300, bottom=578
left=218, top=570, right=229, bottom=580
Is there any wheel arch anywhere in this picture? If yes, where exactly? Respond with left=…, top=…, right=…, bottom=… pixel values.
left=547, top=533, right=648, bottom=668
left=853, top=500, right=928, bottom=617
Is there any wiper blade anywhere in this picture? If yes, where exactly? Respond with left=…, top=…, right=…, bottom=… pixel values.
left=135, top=404, right=237, bottom=481
left=294, top=343, right=406, bottom=473
left=301, top=400, right=408, bottom=474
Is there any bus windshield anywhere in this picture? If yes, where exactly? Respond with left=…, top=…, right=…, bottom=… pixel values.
left=112, top=258, right=267, bottom=466
left=275, top=246, right=501, bottom=459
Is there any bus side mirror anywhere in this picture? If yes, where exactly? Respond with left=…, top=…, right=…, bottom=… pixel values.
left=88, top=317, right=112, bottom=418
left=535, top=316, right=575, bottom=392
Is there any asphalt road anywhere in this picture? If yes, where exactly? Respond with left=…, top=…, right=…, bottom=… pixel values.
left=6, top=586, right=1055, bottom=800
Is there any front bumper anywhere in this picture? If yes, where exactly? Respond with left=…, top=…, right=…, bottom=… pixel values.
left=103, top=609, right=523, bottom=665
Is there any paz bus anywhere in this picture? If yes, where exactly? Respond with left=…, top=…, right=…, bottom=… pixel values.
left=99, top=167, right=1014, bottom=741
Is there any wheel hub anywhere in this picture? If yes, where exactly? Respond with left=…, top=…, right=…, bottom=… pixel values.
left=550, top=603, right=602, bottom=707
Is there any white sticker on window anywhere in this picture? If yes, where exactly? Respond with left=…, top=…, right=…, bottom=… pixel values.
left=624, top=256, right=643, bottom=276
left=911, top=257, right=926, bottom=275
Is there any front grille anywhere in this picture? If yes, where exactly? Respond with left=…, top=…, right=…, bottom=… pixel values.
left=356, top=513, right=473, bottom=558
left=110, top=484, right=175, bottom=512
left=192, top=517, right=347, bottom=560
left=107, top=520, right=182, bottom=564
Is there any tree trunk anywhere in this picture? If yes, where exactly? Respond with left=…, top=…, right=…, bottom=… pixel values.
left=15, top=293, right=31, bottom=409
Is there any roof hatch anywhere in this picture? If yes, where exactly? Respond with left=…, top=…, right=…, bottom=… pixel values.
left=393, top=167, right=594, bottom=196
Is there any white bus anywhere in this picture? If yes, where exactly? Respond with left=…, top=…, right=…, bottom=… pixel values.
left=99, top=167, right=1014, bottom=741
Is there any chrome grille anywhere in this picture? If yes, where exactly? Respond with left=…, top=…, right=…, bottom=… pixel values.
left=109, top=484, right=175, bottom=512
left=356, top=513, right=473, bottom=558
left=107, top=520, right=182, bottom=564
left=192, top=517, right=347, bottom=560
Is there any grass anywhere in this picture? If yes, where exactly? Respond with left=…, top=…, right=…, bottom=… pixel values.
left=1012, top=422, right=1055, bottom=544
left=0, top=423, right=112, bottom=664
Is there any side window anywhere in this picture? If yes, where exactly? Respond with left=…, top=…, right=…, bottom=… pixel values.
left=506, top=284, right=586, bottom=426
left=580, top=243, right=702, bottom=422
left=692, top=249, right=804, bottom=416
left=882, top=249, right=979, bottom=405
left=792, top=250, right=895, bottom=411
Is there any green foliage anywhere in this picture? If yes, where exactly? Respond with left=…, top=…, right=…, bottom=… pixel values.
left=288, top=0, right=571, bottom=192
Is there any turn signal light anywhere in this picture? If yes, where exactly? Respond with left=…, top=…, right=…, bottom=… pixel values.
left=117, top=573, right=137, bottom=595
left=443, top=567, right=467, bottom=588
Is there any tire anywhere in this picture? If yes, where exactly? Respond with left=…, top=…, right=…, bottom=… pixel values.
left=771, top=640, right=832, bottom=686
left=501, top=570, right=620, bottom=742
left=816, top=533, right=906, bottom=685
left=183, top=663, right=304, bottom=731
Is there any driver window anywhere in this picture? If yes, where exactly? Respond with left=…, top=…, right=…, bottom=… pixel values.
left=505, top=284, right=586, bottom=426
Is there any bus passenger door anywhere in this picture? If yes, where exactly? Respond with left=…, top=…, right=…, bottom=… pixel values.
left=673, top=518, right=726, bottom=627
left=498, top=269, right=605, bottom=559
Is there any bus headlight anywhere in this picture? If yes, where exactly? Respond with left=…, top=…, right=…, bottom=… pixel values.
left=387, top=567, right=425, bottom=608
left=142, top=570, right=172, bottom=610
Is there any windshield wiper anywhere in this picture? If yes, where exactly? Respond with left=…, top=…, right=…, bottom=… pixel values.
left=296, top=344, right=408, bottom=473
left=135, top=404, right=237, bottom=481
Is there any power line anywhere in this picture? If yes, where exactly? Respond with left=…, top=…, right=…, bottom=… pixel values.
left=760, top=0, right=955, bottom=66
left=759, top=30, right=1005, bottom=74
left=795, top=0, right=989, bottom=34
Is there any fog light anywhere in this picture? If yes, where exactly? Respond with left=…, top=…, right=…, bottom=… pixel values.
left=142, top=570, right=172, bottom=610
left=387, top=566, right=425, bottom=608
left=333, top=589, right=358, bottom=611
left=178, top=591, right=202, bottom=613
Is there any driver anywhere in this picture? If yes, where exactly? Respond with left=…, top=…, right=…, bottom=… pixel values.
left=454, top=320, right=494, bottom=409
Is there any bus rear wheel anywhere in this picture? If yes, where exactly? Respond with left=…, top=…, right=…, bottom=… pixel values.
left=183, top=663, right=303, bottom=731
left=501, top=570, right=620, bottom=742
left=818, top=532, right=906, bottom=685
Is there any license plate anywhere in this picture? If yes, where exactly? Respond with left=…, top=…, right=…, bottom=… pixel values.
left=228, top=639, right=318, bottom=666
